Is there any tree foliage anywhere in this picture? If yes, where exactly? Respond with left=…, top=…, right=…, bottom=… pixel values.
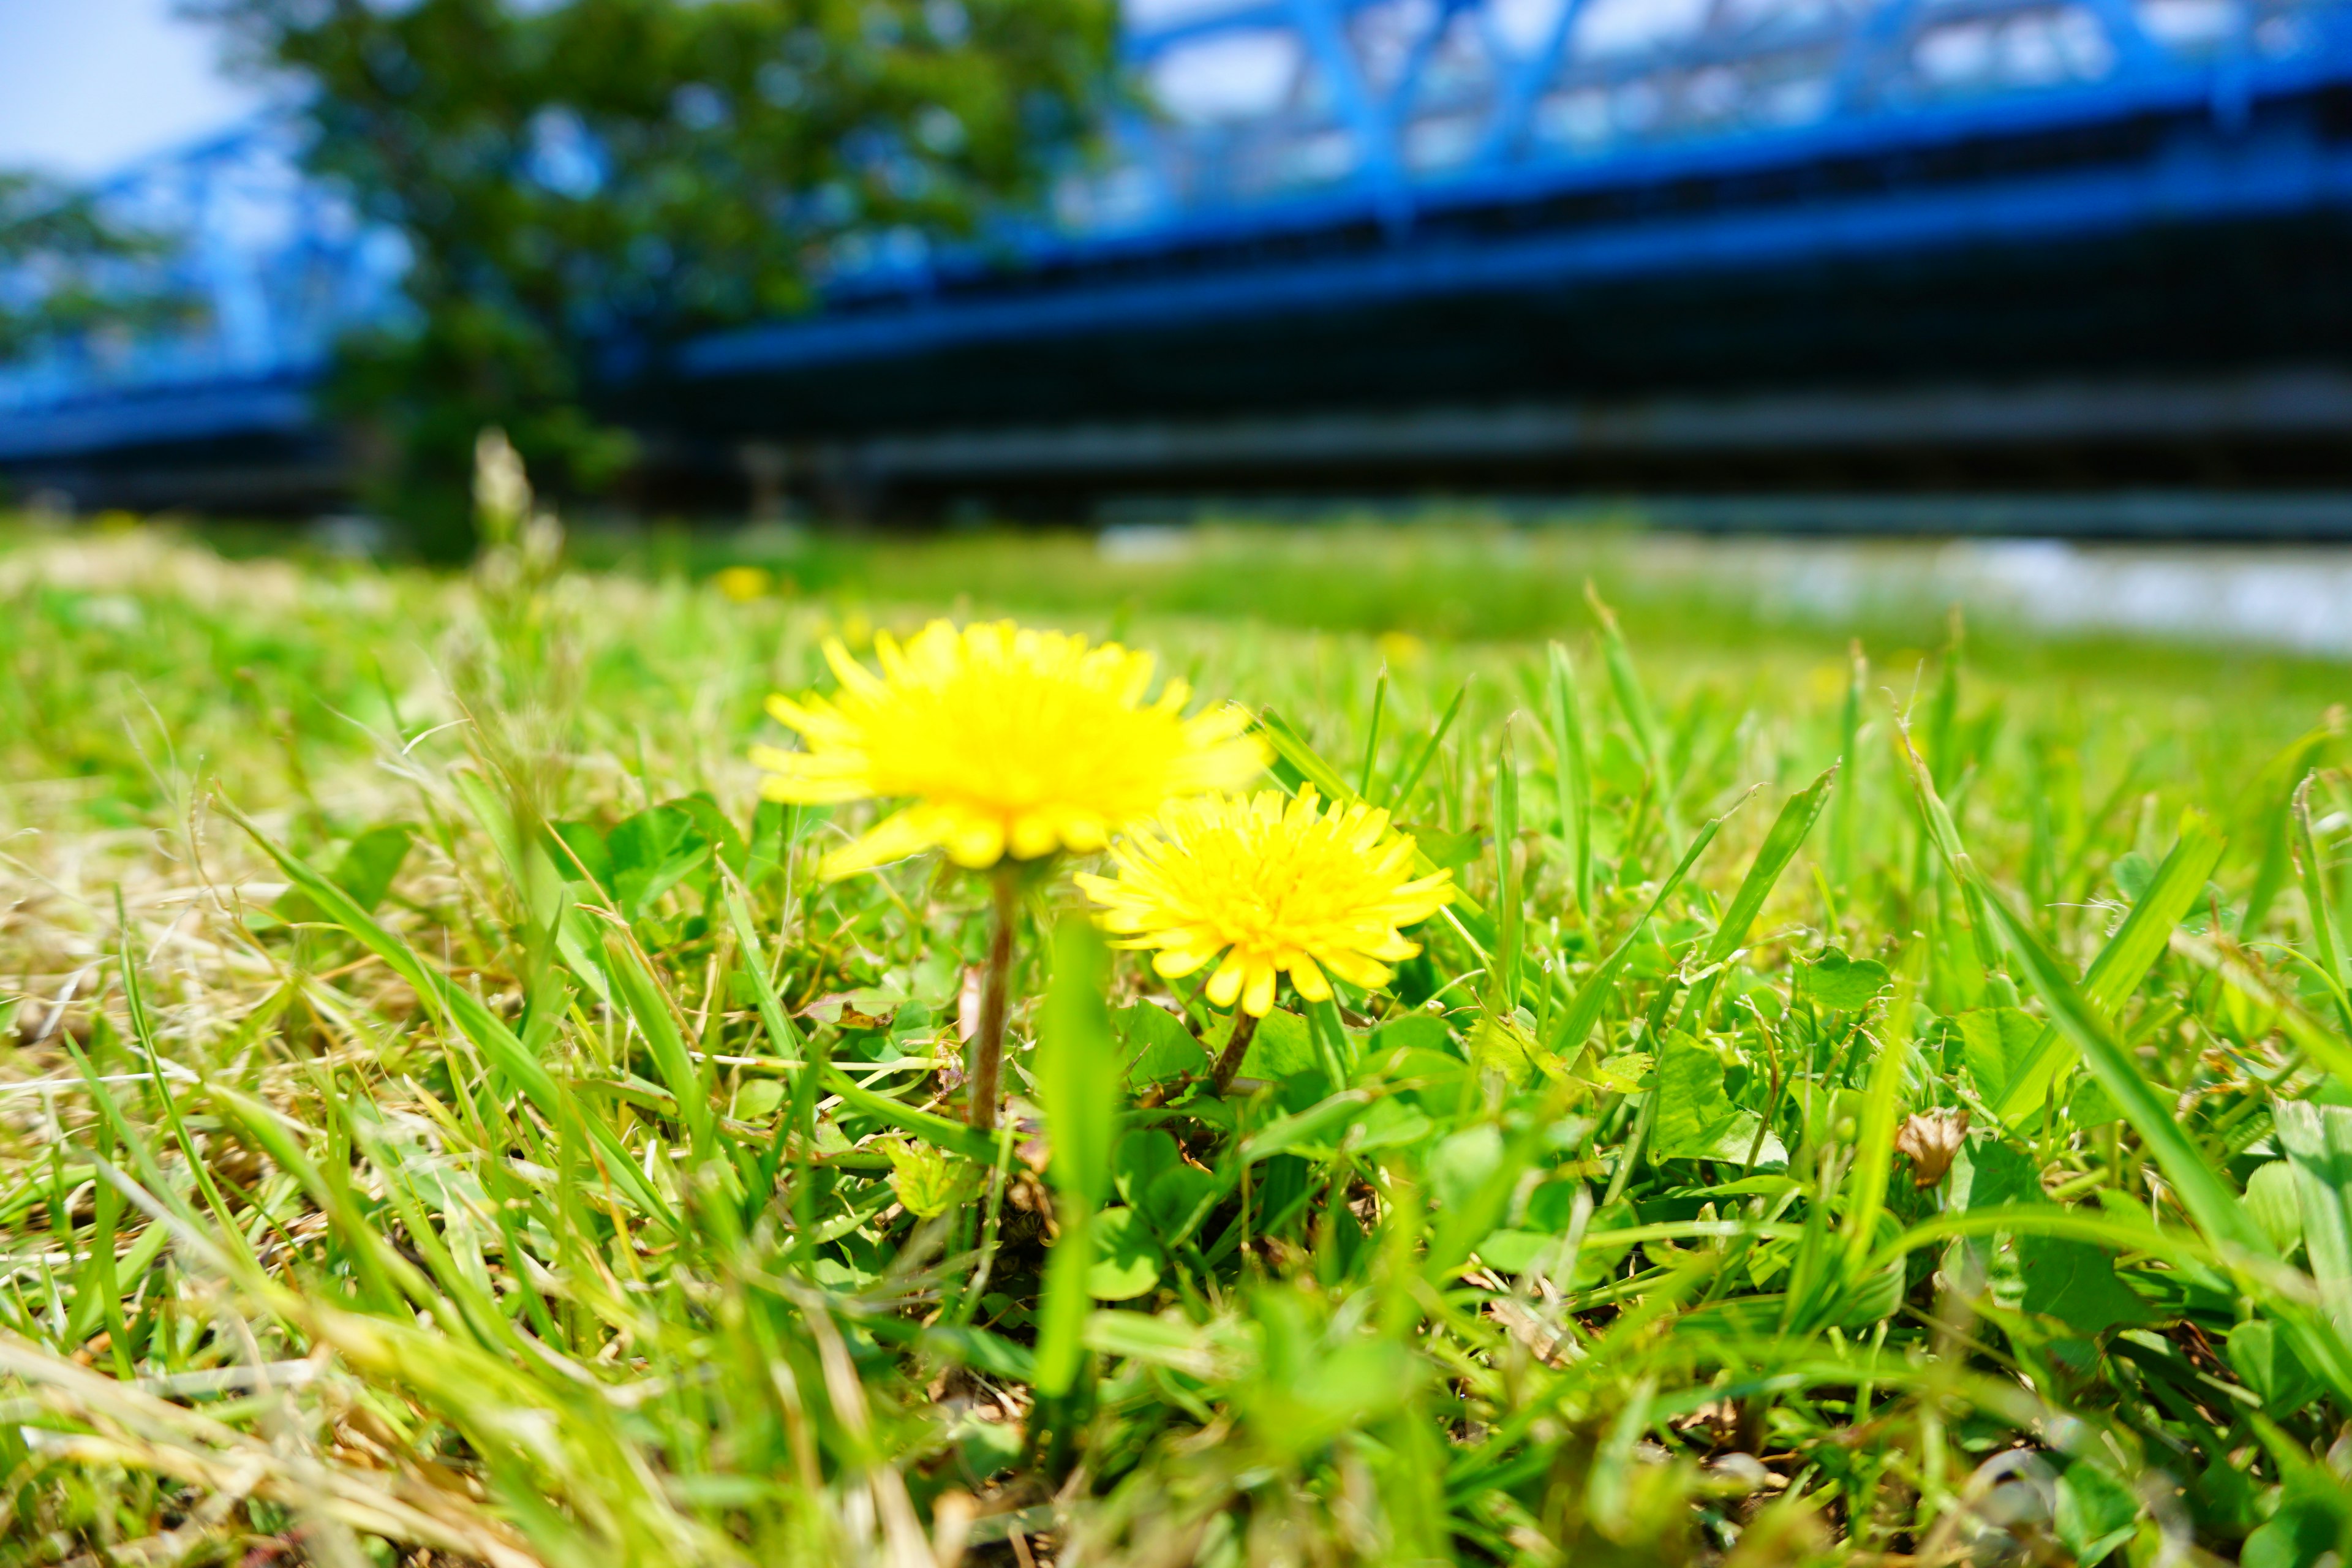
left=192, top=0, right=1118, bottom=553
left=0, top=173, right=185, bottom=363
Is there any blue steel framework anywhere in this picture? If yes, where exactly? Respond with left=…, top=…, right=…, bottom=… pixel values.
left=6, top=0, right=2352, bottom=471
left=0, top=118, right=401, bottom=466
left=684, top=0, right=2352, bottom=379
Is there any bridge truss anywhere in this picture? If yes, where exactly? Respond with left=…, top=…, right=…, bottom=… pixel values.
left=7, top=0, right=2352, bottom=508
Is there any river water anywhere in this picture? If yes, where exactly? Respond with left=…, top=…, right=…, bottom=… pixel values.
left=1621, top=537, right=2352, bottom=660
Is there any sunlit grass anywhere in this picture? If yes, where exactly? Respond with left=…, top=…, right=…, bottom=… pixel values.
left=2, top=518, right=2348, bottom=1566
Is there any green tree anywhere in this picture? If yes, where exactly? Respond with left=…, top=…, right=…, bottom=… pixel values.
left=190, top=0, right=1117, bottom=556
left=0, top=173, right=187, bottom=363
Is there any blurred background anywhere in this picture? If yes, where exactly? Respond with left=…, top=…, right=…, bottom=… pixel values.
left=4, top=0, right=2352, bottom=652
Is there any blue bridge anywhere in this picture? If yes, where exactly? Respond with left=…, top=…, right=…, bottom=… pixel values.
left=10, top=0, right=2352, bottom=522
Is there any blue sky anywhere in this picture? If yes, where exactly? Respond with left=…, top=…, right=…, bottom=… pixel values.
left=0, top=0, right=263, bottom=178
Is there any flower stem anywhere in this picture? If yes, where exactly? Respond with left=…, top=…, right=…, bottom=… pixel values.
left=1210, top=1009, right=1262, bottom=1096
left=968, top=866, right=1019, bottom=1131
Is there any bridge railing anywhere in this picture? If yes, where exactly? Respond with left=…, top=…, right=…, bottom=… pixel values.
left=1050, top=0, right=2352, bottom=240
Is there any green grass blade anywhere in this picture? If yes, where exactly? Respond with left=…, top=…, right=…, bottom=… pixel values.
left=1894, top=719, right=2002, bottom=972
left=2275, top=1102, right=2352, bottom=1336
left=1490, top=723, right=1523, bottom=1011
left=1838, top=957, right=1917, bottom=1284
left=1259, top=707, right=1360, bottom=804
left=232, top=802, right=565, bottom=1116
left=605, top=932, right=714, bottom=1158
left=1702, top=763, right=1836, bottom=967
left=1993, top=810, right=2226, bottom=1123
left=1586, top=582, right=1679, bottom=846
left=1981, top=888, right=2274, bottom=1262
left=1033, top=916, right=1118, bottom=1399
left=1546, top=801, right=1735, bottom=1061
left=2293, top=775, right=2352, bottom=1038
left=1387, top=679, right=1469, bottom=811
left=1548, top=641, right=1593, bottom=915
left=1830, top=642, right=1865, bottom=887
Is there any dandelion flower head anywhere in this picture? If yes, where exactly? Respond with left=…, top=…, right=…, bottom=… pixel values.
left=1077, top=786, right=1454, bottom=1016
left=755, top=620, right=1267, bottom=878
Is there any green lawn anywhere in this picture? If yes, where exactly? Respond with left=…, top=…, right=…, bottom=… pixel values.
left=2, top=518, right=2349, bottom=1567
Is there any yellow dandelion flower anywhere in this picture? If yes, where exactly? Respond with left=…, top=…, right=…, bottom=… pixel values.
left=755, top=619, right=1268, bottom=880
left=713, top=564, right=772, bottom=602
left=1077, top=786, right=1454, bottom=1017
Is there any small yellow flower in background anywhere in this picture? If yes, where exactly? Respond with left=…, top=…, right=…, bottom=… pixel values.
left=755, top=619, right=1267, bottom=880
left=714, top=564, right=771, bottom=602
left=1078, top=786, right=1453, bottom=1017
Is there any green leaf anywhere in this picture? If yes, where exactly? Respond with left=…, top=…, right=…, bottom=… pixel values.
left=1083, top=1309, right=1217, bottom=1375
left=2244, top=1161, right=2307, bottom=1256
left=2229, top=1320, right=2321, bottom=1415
left=1427, top=1119, right=1547, bottom=1281
left=2293, top=774, right=2352, bottom=1036
left=2019, top=1236, right=2151, bottom=1335
left=2275, top=1102, right=2352, bottom=1338
left=2240, top=1487, right=2350, bottom=1568
left=1410, top=826, right=1482, bottom=872
left=1370, top=1013, right=1455, bottom=1059
left=2068, top=1073, right=2120, bottom=1131
left=606, top=802, right=712, bottom=918
left=1142, top=1164, right=1219, bottom=1237
left=883, top=1139, right=974, bottom=1219
left=745, top=796, right=793, bottom=888
left=276, top=822, right=413, bottom=923
left=1236, top=1009, right=1318, bottom=1084
left=1238, top=1090, right=1374, bottom=1164
left=1650, top=1033, right=1755, bottom=1162
left=2055, top=1462, right=2141, bottom=1566
left=1954, top=1137, right=2041, bottom=1214
left=547, top=819, right=615, bottom=892
left=733, top=1079, right=784, bottom=1120
left=1112, top=1128, right=1181, bottom=1206
left=1894, top=723, right=2002, bottom=972
left=1798, top=947, right=1893, bottom=1012
left=1115, top=1003, right=1207, bottom=1085
left=1958, top=1006, right=2040, bottom=1106
left=1085, top=1207, right=1163, bottom=1300
left=1428, top=1126, right=1504, bottom=1213
left=665, top=791, right=748, bottom=873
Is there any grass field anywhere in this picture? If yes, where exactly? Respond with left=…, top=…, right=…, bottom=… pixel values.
left=4, top=514, right=2351, bottom=1567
